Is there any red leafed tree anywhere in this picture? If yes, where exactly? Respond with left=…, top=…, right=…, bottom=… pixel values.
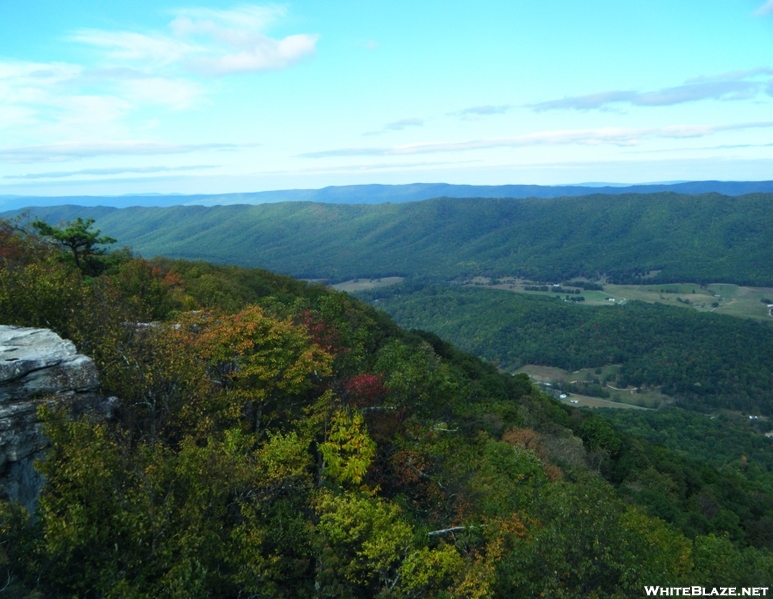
left=295, top=309, right=348, bottom=356
left=341, top=373, right=386, bottom=408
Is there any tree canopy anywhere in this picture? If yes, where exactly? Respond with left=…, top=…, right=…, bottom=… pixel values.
left=13, top=191, right=773, bottom=285
left=1, top=217, right=772, bottom=597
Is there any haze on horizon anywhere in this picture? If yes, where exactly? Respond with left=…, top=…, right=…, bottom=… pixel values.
left=1, top=0, right=773, bottom=196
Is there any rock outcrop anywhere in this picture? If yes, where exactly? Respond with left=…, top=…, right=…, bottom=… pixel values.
left=0, top=325, right=111, bottom=512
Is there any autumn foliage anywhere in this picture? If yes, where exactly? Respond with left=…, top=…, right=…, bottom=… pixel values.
left=1, top=217, right=772, bottom=597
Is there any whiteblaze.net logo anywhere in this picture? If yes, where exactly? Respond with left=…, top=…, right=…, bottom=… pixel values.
left=644, top=588, right=769, bottom=597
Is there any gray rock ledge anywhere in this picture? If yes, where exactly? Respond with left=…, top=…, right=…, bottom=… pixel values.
left=0, top=325, right=107, bottom=512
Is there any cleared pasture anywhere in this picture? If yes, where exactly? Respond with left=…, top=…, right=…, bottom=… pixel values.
left=558, top=393, right=651, bottom=410
left=331, top=277, right=405, bottom=292
left=468, top=277, right=773, bottom=322
left=514, top=364, right=665, bottom=410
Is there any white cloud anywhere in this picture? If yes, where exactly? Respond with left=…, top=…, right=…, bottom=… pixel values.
left=55, top=94, right=134, bottom=126
left=0, top=141, right=249, bottom=163
left=685, top=67, right=773, bottom=83
left=0, top=62, right=80, bottom=108
left=171, top=5, right=318, bottom=75
left=754, top=0, right=773, bottom=15
left=118, top=77, right=203, bottom=110
left=71, top=5, right=319, bottom=77
left=190, top=33, right=318, bottom=75
left=529, top=69, right=773, bottom=111
left=258, top=158, right=481, bottom=177
left=171, top=5, right=286, bottom=35
left=0, top=105, right=37, bottom=131
left=0, top=61, right=131, bottom=137
left=301, top=122, right=773, bottom=158
left=0, top=58, right=202, bottom=144
left=453, top=105, right=512, bottom=118
left=4, top=164, right=217, bottom=179
left=0, top=5, right=315, bottom=147
left=69, top=30, right=199, bottom=66
left=384, top=118, right=424, bottom=131
left=363, top=117, right=425, bottom=136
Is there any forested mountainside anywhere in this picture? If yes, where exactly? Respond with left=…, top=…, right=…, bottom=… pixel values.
left=356, top=283, right=773, bottom=415
left=600, top=407, right=773, bottom=482
left=2, top=217, right=773, bottom=597
left=10, top=191, right=773, bottom=285
left=4, top=180, right=773, bottom=211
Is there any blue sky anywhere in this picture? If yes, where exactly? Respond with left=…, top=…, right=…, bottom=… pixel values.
left=1, top=0, right=773, bottom=195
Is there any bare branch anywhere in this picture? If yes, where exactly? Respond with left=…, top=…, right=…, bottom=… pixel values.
left=427, top=526, right=474, bottom=537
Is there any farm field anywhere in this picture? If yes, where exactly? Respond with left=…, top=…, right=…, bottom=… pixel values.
left=467, top=277, right=773, bottom=322
left=330, top=277, right=405, bottom=292
left=558, top=393, right=652, bottom=410
left=514, top=363, right=667, bottom=409
left=357, top=281, right=773, bottom=415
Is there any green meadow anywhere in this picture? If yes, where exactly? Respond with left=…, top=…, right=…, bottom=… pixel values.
left=468, top=277, right=773, bottom=322
left=514, top=364, right=665, bottom=410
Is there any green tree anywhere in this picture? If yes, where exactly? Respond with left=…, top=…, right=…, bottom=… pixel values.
left=31, top=217, right=116, bottom=275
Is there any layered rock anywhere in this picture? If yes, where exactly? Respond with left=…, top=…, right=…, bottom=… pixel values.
left=0, top=326, right=109, bottom=512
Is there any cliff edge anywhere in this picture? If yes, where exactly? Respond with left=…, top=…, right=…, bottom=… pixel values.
left=0, top=326, right=109, bottom=512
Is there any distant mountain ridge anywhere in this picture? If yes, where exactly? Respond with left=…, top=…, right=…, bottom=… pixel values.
left=7, top=192, right=773, bottom=286
left=3, top=180, right=773, bottom=210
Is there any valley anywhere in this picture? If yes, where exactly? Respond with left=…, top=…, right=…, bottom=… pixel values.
left=333, top=274, right=773, bottom=321
left=464, top=276, right=773, bottom=321
left=513, top=364, right=665, bottom=410
left=330, top=276, right=405, bottom=292
left=9, top=191, right=773, bottom=286
left=354, top=282, right=773, bottom=416
left=4, top=201, right=773, bottom=594
left=5, top=0, right=773, bottom=592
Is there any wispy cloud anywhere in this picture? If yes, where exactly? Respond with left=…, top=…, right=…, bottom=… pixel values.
left=754, top=0, right=773, bottom=15
left=0, top=5, right=317, bottom=146
left=4, top=164, right=217, bottom=179
left=529, top=68, right=773, bottom=111
left=384, top=118, right=424, bottom=131
left=451, top=105, right=512, bottom=118
left=0, top=61, right=131, bottom=136
left=363, top=117, right=425, bottom=136
left=73, top=5, right=319, bottom=76
left=685, top=67, right=773, bottom=83
left=0, top=59, right=203, bottom=141
left=0, top=141, right=249, bottom=163
left=259, top=158, right=481, bottom=176
left=172, top=5, right=285, bottom=33
left=191, top=34, right=318, bottom=75
left=302, top=121, right=773, bottom=158
left=623, top=141, right=773, bottom=154
left=69, top=30, right=198, bottom=66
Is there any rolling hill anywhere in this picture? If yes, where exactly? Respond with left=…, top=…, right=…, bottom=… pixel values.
left=9, top=191, right=773, bottom=285
left=355, top=282, right=773, bottom=415
left=3, top=179, right=773, bottom=211
left=3, top=219, right=773, bottom=595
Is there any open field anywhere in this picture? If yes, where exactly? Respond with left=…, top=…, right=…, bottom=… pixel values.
left=331, top=277, right=405, bottom=292
left=514, top=363, right=666, bottom=409
left=467, top=277, right=773, bottom=322
left=557, top=393, right=651, bottom=410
